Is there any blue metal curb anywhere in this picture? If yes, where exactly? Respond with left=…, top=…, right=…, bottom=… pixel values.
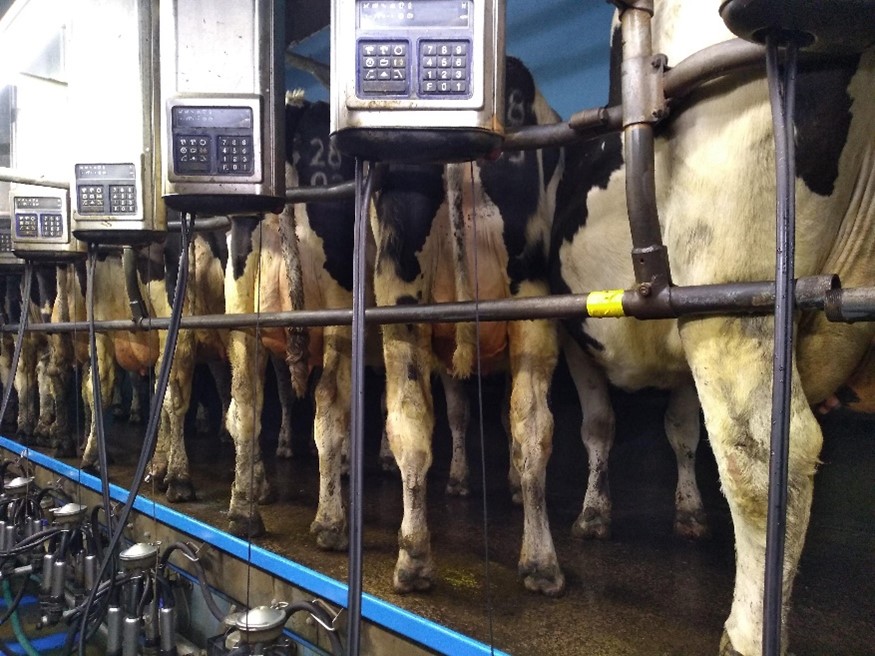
left=0, top=436, right=509, bottom=656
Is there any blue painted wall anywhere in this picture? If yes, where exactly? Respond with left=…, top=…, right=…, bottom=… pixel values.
left=285, top=1, right=616, bottom=120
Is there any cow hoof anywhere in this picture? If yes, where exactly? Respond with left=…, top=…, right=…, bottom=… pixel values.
left=674, top=510, right=710, bottom=540
left=393, top=552, right=434, bottom=594
left=275, top=445, right=294, bottom=459
left=310, top=520, right=349, bottom=551
left=165, top=478, right=196, bottom=503
left=445, top=477, right=470, bottom=497
left=51, top=440, right=77, bottom=459
left=519, top=561, right=565, bottom=597
left=572, top=508, right=611, bottom=540
left=257, top=487, right=277, bottom=505
left=228, top=514, right=266, bottom=538
left=144, top=469, right=169, bottom=492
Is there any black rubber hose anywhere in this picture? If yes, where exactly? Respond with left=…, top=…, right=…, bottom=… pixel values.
left=0, top=527, right=63, bottom=559
left=346, top=160, right=376, bottom=656
left=763, top=36, right=799, bottom=656
left=0, top=263, right=33, bottom=434
left=286, top=602, right=344, bottom=656
left=0, top=568, right=29, bottom=626
left=158, top=541, right=223, bottom=621
left=86, top=244, right=116, bottom=542
left=77, top=212, right=194, bottom=656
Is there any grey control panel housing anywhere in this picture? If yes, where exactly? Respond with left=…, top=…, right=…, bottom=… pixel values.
left=331, top=0, right=505, bottom=162
left=68, top=0, right=165, bottom=244
left=0, top=212, right=25, bottom=271
left=160, top=0, right=285, bottom=214
left=9, top=184, right=85, bottom=262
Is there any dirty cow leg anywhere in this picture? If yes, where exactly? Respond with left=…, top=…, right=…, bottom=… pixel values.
left=271, top=353, right=296, bottom=459
left=161, top=330, right=197, bottom=503
left=226, top=329, right=270, bottom=537
left=310, top=327, right=352, bottom=551
left=563, top=333, right=615, bottom=540
left=509, top=282, right=562, bottom=596
left=441, top=370, right=470, bottom=497
left=80, top=335, right=115, bottom=471
left=14, top=336, right=39, bottom=438
left=681, top=316, right=821, bottom=656
left=378, top=388, right=397, bottom=472
left=665, top=382, right=709, bottom=539
left=206, top=359, right=232, bottom=443
left=384, top=320, right=435, bottom=593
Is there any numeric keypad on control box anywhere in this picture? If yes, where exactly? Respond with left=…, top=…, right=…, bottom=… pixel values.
left=419, top=40, right=469, bottom=96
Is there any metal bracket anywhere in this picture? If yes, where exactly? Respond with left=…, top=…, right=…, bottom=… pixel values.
left=622, top=53, right=668, bottom=126
left=309, top=598, right=342, bottom=633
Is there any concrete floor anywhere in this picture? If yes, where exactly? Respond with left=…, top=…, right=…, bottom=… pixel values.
left=45, top=357, right=875, bottom=655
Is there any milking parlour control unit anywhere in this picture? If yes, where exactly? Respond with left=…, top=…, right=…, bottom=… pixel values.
left=159, top=0, right=285, bottom=215
left=330, top=0, right=505, bottom=162
left=68, top=0, right=165, bottom=245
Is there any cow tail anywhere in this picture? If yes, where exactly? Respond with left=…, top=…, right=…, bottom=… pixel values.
left=446, top=163, right=476, bottom=379
left=279, top=201, right=310, bottom=398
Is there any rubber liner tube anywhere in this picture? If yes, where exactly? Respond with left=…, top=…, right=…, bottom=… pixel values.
left=763, top=36, right=798, bottom=656
left=76, top=212, right=195, bottom=655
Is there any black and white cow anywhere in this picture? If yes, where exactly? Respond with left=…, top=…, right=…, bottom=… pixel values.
left=63, top=230, right=244, bottom=503
left=373, top=57, right=566, bottom=595
left=552, top=3, right=875, bottom=653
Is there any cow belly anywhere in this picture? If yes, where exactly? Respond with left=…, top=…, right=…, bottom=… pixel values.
left=113, top=332, right=158, bottom=374
left=432, top=219, right=508, bottom=372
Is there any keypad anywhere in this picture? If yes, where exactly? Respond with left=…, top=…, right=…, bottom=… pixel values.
left=0, top=233, right=12, bottom=253
left=15, top=214, right=39, bottom=239
left=110, top=185, right=137, bottom=214
left=39, top=214, right=65, bottom=239
left=175, top=136, right=212, bottom=174
left=218, top=136, right=254, bottom=174
left=359, top=41, right=409, bottom=95
left=420, top=40, right=469, bottom=95
left=78, top=185, right=105, bottom=214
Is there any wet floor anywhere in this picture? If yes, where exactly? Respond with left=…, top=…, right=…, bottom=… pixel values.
left=34, top=358, right=875, bottom=655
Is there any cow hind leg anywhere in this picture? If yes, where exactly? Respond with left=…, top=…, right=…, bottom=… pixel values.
left=441, top=371, right=470, bottom=497
left=271, top=353, right=296, bottom=459
left=564, top=334, right=614, bottom=540
left=226, top=332, right=270, bottom=537
left=384, top=322, right=435, bottom=593
left=681, top=317, right=822, bottom=656
left=665, top=382, right=709, bottom=540
left=310, top=328, right=351, bottom=551
left=378, top=388, right=397, bottom=472
left=508, top=287, right=562, bottom=596
left=162, top=333, right=197, bottom=503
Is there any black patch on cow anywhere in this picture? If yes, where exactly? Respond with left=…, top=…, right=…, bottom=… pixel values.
left=607, top=25, right=622, bottom=107
left=162, top=236, right=182, bottom=305
left=406, top=363, right=419, bottom=381
left=291, top=102, right=357, bottom=292
left=478, top=57, right=544, bottom=291
left=135, top=241, right=167, bottom=289
left=376, top=163, right=444, bottom=283
left=203, top=229, right=229, bottom=271
left=835, top=384, right=861, bottom=406
left=230, top=216, right=260, bottom=280
left=794, top=56, right=859, bottom=197
left=74, top=260, right=87, bottom=296
left=395, top=294, right=417, bottom=306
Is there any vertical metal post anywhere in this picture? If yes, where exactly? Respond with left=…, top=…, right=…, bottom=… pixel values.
left=617, top=0, right=672, bottom=295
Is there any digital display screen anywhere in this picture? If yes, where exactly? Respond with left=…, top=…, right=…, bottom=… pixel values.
left=13, top=196, right=61, bottom=211
left=75, top=163, right=136, bottom=180
left=358, top=0, right=471, bottom=29
left=172, top=106, right=254, bottom=129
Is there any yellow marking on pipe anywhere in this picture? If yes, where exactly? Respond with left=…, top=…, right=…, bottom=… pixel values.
left=586, top=290, right=626, bottom=317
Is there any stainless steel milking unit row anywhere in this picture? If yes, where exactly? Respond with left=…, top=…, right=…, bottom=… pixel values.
left=2, top=0, right=875, bottom=655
